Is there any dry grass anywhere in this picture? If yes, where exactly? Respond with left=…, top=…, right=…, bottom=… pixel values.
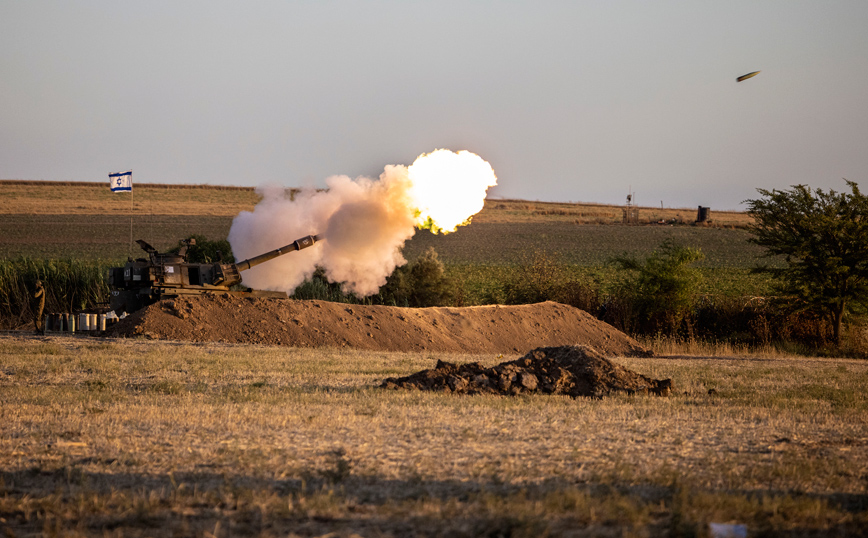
left=0, top=181, right=262, bottom=216
left=1, top=180, right=753, bottom=227
left=1, top=335, right=866, bottom=536
left=477, top=199, right=753, bottom=228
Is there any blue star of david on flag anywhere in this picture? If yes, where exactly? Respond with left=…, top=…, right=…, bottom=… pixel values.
left=109, top=170, right=132, bottom=192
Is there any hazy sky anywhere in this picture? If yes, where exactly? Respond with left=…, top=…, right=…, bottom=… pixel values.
left=2, top=1, right=867, bottom=209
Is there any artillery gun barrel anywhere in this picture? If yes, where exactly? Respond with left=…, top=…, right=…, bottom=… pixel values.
left=234, top=234, right=322, bottom=272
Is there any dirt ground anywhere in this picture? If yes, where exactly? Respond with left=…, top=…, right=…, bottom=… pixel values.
left=381, top=345, right=673, bottom=398
left=108, top=296, right=650, bottom=357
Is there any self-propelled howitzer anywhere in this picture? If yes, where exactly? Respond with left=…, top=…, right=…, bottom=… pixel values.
left=108, top=234, right=322, bottom=314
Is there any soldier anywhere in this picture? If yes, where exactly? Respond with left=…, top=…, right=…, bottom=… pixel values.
left=32, top=280, right=45, bottom=333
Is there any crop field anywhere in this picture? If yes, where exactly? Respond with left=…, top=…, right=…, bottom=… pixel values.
left=1, top=335, right=866, bottom=536
left=0, top=215, right=767, bottom=267
left=0, top=214, right=235, bottom=260
left=0, top=181, right=773, bottom=298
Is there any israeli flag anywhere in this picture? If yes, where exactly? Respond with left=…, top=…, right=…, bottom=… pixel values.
left=109, top=170, right=132, bottom=192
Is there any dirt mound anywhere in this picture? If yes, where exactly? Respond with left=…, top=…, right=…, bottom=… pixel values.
left=108, top=295, right=650, bottom=356
left=381, top=345, right=672, bottom=398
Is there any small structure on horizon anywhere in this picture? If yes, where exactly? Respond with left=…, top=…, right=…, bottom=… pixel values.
left=696, top=206, right=711, bottom=223
left=623, top=190, right=639, bottom=225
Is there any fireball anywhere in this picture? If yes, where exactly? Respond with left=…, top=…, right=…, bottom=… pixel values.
left=407, top=149, right=497, bottom=233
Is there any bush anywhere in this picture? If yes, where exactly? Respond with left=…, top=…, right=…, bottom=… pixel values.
left=690, top=295, right=832, bottom=347
left=291, top=268, right=361, bottom=304
left=610, top=240, right=704, bottom=335
left=501, top=249, right=566, bottom=305
left=379, top=248, right=453, bottom=307
left=500, top=249, right=603, bottom=314
left=291, top=248, right=454, bottom=308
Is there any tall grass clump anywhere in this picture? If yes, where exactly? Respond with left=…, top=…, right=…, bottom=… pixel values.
left=499, top=249, right=603, bottom=315
left=0, top=257, right=112, bottom=329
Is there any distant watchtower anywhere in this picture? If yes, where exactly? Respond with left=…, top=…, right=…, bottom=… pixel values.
left=623, top=191, right=639, bottom=225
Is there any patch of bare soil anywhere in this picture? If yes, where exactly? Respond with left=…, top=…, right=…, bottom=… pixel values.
left=108, top=296, right=650, bottom=356
left=381, top=345, right=672, bottom=398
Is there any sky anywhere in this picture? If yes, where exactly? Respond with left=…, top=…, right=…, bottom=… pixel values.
left=2, top=1, right=867, bottom=210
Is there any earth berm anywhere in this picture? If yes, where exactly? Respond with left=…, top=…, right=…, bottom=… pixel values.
left=108, top=295, right=650, bottom=357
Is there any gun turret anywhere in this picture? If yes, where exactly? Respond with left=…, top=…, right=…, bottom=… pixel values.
left=108, top=234, right=323, bottom=314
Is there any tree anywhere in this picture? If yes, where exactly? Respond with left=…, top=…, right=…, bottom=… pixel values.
left=405, top=247, right=453, bottom=307
left=745, top=181, right=868, bottom=344
left=379, top=247, right=453, bottom=307
left=612, top=239, right=704, bottom=334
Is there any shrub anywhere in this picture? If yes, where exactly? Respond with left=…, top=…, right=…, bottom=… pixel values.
left=501, top=249, right=567, bottom=305
left=379, top=247, right=453, bottom=307
left=291, top=248, right=453, bottom=308
left=611, top=240, right=704, bottom=335
left=291, top=268, right=361, bottom=304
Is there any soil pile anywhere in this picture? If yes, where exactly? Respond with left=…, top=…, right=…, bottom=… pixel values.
left=381, top=345, right=673, bottom=398
left=108, top=295, right=650, bottom=356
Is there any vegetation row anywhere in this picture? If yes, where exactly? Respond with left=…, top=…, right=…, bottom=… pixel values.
left=4, top=182, right=866, bottom=356
left=2, top=243, right=863, bottom=357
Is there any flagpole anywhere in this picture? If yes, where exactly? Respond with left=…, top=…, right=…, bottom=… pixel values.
left=109, top=170, right=133, bottom=258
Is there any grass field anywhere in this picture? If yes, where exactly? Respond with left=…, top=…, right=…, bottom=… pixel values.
left=1, top=181, right=773, bottom=298
left=1, top=335, right=866, bottom=536
left=0, top=215, right=767, bottom=266
left=0, top=181, right=262, bottom=216
left=1, top=181, right=751, bottom=226
left=2, top=181, right=866, bottom=535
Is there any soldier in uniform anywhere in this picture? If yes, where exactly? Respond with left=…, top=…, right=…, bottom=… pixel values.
left=32, top=280, right=45, bottom=333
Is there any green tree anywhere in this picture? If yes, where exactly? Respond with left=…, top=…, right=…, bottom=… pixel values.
left=379, top=247, right=453, bottom=307
left=746, top=181, right=868, bottom=344
left=613, top=240, right=704, bottom=334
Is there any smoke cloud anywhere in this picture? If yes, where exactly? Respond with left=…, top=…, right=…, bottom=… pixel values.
left=227, top=150, right=496, bottom=297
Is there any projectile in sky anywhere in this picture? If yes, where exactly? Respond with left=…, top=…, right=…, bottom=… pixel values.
left=736, top=71, right=761, bottom=82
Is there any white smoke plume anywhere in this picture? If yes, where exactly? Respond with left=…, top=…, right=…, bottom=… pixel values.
left=227, top=150, right=496, bottom=297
